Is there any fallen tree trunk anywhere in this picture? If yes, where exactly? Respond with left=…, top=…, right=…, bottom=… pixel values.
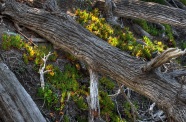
left=1, top=0, right=186, bottom=121
left=95, top=0, right=186, bottom=27
left=0, top=60, right=46, bottom=122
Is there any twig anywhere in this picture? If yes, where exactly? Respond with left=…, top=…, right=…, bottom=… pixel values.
left=108, top=87, right=121, bottom=97
left=114, top=98, right=122, bottom=120
left=17, top=31, right=38, bottom=47
left=13, top=22, right=38, bottom=47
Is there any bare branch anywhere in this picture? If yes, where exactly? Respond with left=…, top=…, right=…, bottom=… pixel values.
left=39, top=52, right=53, bottom=89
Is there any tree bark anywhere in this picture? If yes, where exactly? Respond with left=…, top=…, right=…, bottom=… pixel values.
left=95, top=0, right=186, bottom=27
left=0, top=61, right=46, bottom=122
left=1, top=0, right=186, bottom=122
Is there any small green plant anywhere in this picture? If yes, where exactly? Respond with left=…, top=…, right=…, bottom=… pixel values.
left=37, top=85, right=58, bottom=108
left=123, top=101, right=139, bottom=121
left=180, top=41, right=186, bottom=49
left=1, top=33, right=58, bottom=66
left=73, top=95, right=88, bottom=110
left=134, top=19, right=175, bottom=48
left=23, top=53, right=29, bottom=64
left=38, top=63, right=87, bottom=112
left=24, top=44, right=58, bottom=65
left=164, top=24, right=176, bottom=47
left=75, top=9, right=165, bottom=60
left=77, top=116, right=88, bottom=122
left=99, top=91, right=115, bottom=121
left=63, top=115, right=70, bottom=122
left=134, top=19, right=163, bottom=36
left=2, top=33, right=24, bottom=50
left=99, top=77, right=115, bottom=93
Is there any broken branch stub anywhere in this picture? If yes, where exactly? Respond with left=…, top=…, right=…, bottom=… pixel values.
left=142, top=48, right=186, bottom=72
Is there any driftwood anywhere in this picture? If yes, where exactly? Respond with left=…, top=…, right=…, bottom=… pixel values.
left=95, top=0, right=186, bottom=27
left=0, top=60, right=46, bottom=122
left=1, top=0, right=186, bottom=121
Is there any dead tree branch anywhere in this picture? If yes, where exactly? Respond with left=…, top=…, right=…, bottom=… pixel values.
left=142, top=48, right=186, bottom=72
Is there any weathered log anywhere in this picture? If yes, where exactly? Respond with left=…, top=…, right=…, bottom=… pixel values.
left=2, top=0, right=186, bottom=122
left=95, top=0, right=186, bottom=27
left=0, top=60, right=46, bottom=122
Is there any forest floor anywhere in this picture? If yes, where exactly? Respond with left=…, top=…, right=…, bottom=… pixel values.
left=0, top=0, right=186, bottom=122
